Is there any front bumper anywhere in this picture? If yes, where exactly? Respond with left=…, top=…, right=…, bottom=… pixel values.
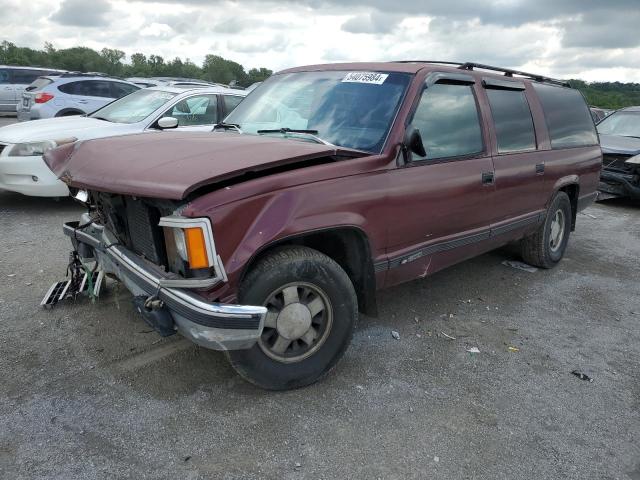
left=599, top=169, right=640, bottom=199
left=63, top=218, right=267, bottom=351
left=0, top=147, right=69, bottom=197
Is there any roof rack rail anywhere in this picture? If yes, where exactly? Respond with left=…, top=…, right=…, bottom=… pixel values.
left=457, top=62, right=569, bottom=87
left=391, top=60, right=569, bottom=87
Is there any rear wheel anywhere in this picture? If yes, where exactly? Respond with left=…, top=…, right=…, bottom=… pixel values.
left=227, top=246, right=357, bottom=390
left=521, top=191, right=572, bottom=268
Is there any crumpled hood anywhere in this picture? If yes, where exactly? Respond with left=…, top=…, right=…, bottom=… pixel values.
left=600, top=134, right=640, bottom=156
left=0, top=116, right=133, bottom=144
left=44, top=131, right=357, bottom=199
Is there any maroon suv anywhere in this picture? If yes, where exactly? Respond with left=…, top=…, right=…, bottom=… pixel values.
left=45, top=61, right=601, bottom=390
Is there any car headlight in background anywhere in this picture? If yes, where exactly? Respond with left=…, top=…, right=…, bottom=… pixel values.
left=159, top=216, right=227, bottom=282
left=8, top=137, right=77, bottom=157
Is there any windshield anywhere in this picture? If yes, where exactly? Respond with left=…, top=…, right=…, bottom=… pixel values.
left=597, top=111, right=640, bottom=138
left=225, top=70, right=412, bottom=152
left=90, top=89, right=178, bottom=124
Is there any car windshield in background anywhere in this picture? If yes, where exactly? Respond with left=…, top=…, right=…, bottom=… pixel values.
left=89, top=89, right=178, bottom=124
left=597, top=111, right=640, bottom=138
left=225, top=71, right=412, bottom=152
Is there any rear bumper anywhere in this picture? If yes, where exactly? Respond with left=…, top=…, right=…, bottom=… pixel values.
left=599, top=169, right=640, bottom=199
left=63, top=219, right=266, bottom=351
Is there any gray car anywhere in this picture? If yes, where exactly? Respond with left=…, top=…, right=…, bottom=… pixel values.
left=0, top=65, right=66, bottom=113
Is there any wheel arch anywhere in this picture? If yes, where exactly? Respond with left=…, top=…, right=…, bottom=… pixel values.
left=240, top=226, right=378, bottom=317
left=55, top=108, right=85, bottom=117
left=553, top=177, right=580, bottom=231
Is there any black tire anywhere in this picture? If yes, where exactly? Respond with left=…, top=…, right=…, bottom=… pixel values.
left=521, top=191, right=572, bottom=268
left=227, top=246, right=358, bottom=390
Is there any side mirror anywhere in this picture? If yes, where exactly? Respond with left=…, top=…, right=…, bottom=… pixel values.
left=157, top=117, right=179, bottom=129
left=404, top=126, right=426, bottom=158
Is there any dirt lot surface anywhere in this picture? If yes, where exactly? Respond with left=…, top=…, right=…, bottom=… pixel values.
left=0, top=184, right=639, bottom=478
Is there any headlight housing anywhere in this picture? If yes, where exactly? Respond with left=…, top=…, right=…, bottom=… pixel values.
left=159, top=216, right=227, bottom=282
left=8, top=137, right=77, bottom=157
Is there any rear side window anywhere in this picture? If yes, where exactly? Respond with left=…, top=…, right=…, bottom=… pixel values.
left=486, top=88, right=536, bottom=153
left=26, top=77, right=53, bottom=91
left=533, top=83, right=597, bottom=149
left=0, top=68, right=9, bottom=84
left=58, top=81, right=80, bottom=95
left=12, top=69, right=44, bottom=85
left=411, top=83, right=484, bottom=160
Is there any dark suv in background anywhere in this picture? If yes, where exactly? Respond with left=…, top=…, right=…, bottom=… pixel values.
left=46, top=61, right=601, bottom=390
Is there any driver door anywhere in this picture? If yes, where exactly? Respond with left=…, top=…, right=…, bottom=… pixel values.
left=157, top=94, right=220, bottom=131
left=384, top=76, right=497, bottom=286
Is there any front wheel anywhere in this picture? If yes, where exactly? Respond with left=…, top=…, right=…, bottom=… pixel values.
left=520, top=191, right=572, bottom=268
left=227, top=246, right=358, bottom=390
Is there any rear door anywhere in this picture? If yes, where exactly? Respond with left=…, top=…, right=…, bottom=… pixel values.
left=384, top=74, right=497, bottom=286
left=61, top=80, right=116, bottom=113
left=0, top=68, right=16, bottom=111
left=482, top=78, right=546, bottom=230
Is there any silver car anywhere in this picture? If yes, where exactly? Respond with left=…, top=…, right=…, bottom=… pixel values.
left=0, top=85, right=247, bottom=197
left=0, top=65, right=66, bottom=113
left=17, top=73, right=140, bottom=121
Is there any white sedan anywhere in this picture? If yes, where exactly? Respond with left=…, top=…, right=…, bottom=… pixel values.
left=0, top=85, right=246, bottom=197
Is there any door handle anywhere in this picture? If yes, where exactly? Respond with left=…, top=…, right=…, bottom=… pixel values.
left=535, top=163, right=545, bottom=174
left=481, top=171, right=495, bottom=185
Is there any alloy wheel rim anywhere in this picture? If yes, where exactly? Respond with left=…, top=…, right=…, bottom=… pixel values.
left=549, top=209, right=565, bottom=252
left=258, top=282, right=333, bottom=363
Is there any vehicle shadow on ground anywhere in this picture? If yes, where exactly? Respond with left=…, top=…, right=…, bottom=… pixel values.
left=0, top=190, right=79, bottom=213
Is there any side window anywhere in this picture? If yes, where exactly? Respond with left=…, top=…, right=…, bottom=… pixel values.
left=160, top=94, right=218, bottom=126
left=112, top=82, right=138, bottom=98
left=0, top=68, right=10, bottom=84
left=58, top=81, right=80, bottom=95
left=223, top=95, right=244, bottom=116
left=85, top=81, right=114, bottom=98
left=533, top=83, right=598, bottom=149
left=486, top=88, right=536, bottom=153
left=12, top=69, right=41, bottom=85
left=411, top=83, right=484, bottom=161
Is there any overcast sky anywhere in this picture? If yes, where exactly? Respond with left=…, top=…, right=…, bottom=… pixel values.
left=2, top=0, right=640, bottom=82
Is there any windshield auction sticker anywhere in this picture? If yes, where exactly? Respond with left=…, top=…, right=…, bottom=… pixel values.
left=342, top=72, right=389, bottom=85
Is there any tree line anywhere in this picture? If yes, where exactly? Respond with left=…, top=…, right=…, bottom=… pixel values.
left=2, top=41, right=640, bottom=107
left=0, top=41, right=273, bottom=88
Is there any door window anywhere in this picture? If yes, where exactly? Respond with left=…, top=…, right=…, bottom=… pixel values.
left=84, top=80, right=114, bottom=98
left=0, top=68, right=9, bottom=84
left=111, top=82, right=139, bottom=98
left=160, top=94, right=219, bottom=126
left=486, top=88, right=536, bottom=153
left=223, top=95, right=244, bottom=116
left=12, top=69, right=43, bottom=85
left=410, top=83, right=483, bottom=161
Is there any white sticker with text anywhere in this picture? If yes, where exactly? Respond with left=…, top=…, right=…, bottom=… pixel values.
left=342, top=72, right=389, bottom=85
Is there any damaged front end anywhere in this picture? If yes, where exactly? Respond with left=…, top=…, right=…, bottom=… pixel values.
left=599, top=153, right=640, bottom=200
left=45, top=190, right=266, bottom=351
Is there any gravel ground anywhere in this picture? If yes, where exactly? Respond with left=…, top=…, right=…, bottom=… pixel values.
left=0, top=144, right=639, bottom=478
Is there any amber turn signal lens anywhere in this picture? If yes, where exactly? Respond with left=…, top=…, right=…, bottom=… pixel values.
left=184, top=227, right=209, bottom=269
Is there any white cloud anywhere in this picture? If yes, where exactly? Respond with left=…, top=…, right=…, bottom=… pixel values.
left=1, top=0, right=639, bottom=81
